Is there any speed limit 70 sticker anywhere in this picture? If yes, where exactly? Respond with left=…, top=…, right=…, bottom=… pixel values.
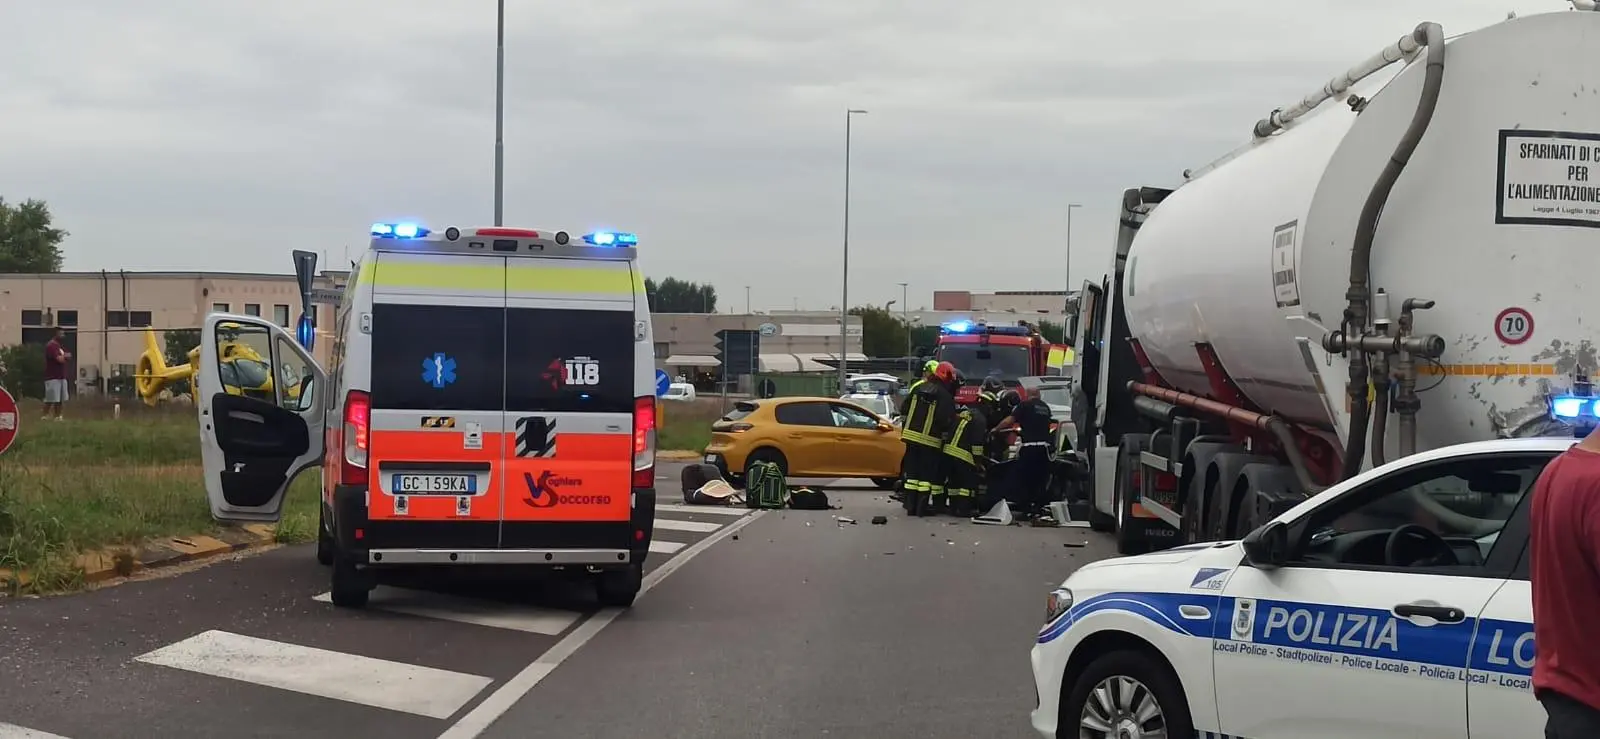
left=1495, top=307, right=1534, bottom=345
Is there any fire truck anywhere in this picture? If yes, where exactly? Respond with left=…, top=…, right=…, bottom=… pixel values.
left=932, top=320, right=1069, bottom=404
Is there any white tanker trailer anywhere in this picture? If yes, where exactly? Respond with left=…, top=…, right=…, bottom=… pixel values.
left=1066, top=6, right=1600, bottom=554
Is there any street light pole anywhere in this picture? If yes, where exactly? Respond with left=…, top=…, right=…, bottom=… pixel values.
left=1065, top=202, right=1082, bottom=321
left=493, top=0, right=506, bottom=226
left=840, top=108, right=868, bottom=394
left=745, top=285, right=751, bottom=314
left=897, top=281, right=910, bottom=370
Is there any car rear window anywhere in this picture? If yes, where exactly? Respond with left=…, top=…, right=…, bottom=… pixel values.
left=506, top=308, right=636, bottom=414
left=774, top=402, right=834, bottom=427
left=721, top=401, right=759, bottom=422
left=370, top=303, right=505, bottom=411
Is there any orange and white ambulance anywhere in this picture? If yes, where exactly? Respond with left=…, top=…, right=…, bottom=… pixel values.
left=195, top=223, right=659, bottom=608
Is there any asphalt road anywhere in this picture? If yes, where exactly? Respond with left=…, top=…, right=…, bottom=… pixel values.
left=0, top=464, right=1115, bottom=739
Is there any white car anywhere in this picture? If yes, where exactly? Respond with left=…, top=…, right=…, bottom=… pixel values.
left=1030, top=436, right=1569, bottom=739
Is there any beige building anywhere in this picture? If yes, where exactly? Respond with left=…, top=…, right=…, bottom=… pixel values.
left=652, top=312, right=865, bottom=374
left=0, top=270, right=346, bottom=394
left=0, top=272, right=864, bottom=396
left=932, top=290, right=1071, bottom=315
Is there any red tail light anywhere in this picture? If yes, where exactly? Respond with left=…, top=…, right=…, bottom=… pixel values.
left=340, top=390, right=370, bottom=487
left=632, top=396, right=656, bottom=489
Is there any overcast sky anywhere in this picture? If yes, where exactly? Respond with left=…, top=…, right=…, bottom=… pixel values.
left=0, top=0, right=1571, bottom=312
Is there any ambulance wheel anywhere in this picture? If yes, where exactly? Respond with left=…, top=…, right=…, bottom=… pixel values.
left=329, top=557, right=370, bottom=608
left=595, top=563, right=643, bottom=608
left=1060, top=649, right=1192, bottom=739
left=316, top=505, right=334, bottom=566
left=872, top=477, right=899, bottom=490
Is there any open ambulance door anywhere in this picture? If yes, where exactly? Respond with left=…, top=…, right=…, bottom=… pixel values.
left=196, top=313, right=328, bottom=523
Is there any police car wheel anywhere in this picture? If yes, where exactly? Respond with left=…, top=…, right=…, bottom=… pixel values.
left=871, top=477, right=899, bottom=490
left=1062, top=649, right=1192, bottom=739
left=316, top=505, right=335, bottom=566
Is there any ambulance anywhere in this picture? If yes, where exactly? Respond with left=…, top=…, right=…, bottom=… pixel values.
left=194, top=223, right=660, bottom=609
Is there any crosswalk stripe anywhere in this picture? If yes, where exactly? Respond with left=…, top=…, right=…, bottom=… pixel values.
left=649, top=539, right=686, bottom=554
left=312, top=585, right=582, bottom=635
left=135, top=630, right=493, bottom=719
left=0, top=724, right=72, bottom=739
left=657, top=504, right=749, bottom=517
left=653, top=518, right=723, bottom=533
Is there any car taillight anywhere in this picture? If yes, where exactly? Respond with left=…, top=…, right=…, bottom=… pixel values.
left=632, top=396, right=656, bottom=489
left=341, top=390, right=370, bottom=486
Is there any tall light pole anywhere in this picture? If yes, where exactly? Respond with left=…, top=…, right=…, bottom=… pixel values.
left=840, top=108, right=868, bottom=393
left=493, top=0, right=506, bottom=226
left=897, top=281, right=910, bottom=369
left=1065, top=202, right=1082, bottom=322
left=745, top=285, right=751, bottom=314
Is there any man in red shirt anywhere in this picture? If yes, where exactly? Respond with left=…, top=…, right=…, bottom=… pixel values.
left=1529, top=424, right=1600, bottom=736
left=42, top=328, right=70, bottom=420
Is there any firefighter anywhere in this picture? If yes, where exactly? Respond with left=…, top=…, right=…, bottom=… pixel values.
left=900, top=361, right=958, bottom=517
left=942, top=400, right=989, bottom=517
left=994, top=388, right=1054, bottom=521
left=977, top=376, right=1005, bottom=429
left=899, top=359, right=940, bottom=416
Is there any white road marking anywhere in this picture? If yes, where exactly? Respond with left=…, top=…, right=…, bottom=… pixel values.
left=135, top=630, right=493, bottom=719
left=656, top=504, right=748, bottom=517
left=648, top=539, right=686, bottom=554
left=436, top=509, right=768, bottom=739
left=313, top=586, right=582, bottom=636
left=653, top=518, right=723, bottom=533
left=0, top=724, right=72, bottom=739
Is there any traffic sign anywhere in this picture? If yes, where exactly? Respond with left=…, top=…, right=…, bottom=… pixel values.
left=0, top=386, right=18, bottom=457
left=655, top=369, right=671, bottom=397
left=1494, top=307, right=1534, bottom=345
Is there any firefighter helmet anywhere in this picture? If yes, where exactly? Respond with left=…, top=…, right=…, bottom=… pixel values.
left=934, top=361, right=958, bottom=384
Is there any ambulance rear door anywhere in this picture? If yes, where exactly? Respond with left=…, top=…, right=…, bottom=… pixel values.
left=364, top=250, right=508, bottom=551
left=499, top=255, right=641, bottom=552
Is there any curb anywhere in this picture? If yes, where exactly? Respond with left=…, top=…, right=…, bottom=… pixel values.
left=658, top=450, right=705, bottom=461
left=0, top=523, right=280, bottom=590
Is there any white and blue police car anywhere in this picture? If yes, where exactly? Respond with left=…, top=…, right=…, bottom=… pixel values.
left=1030, top=436, right=1572, bottom=739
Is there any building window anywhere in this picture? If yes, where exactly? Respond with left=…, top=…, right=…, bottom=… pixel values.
left=244, top=303, right=261, bottom=317
left=21, top=309, right=43, bottom=326
left=211, top=302, right=229, bottom=314
left=57, top=310, right=78, bottom=327
left=273, top=304, right=291, bottom=327
left=129, top=310, right=153, bottom=328
left=105, top=310, right=129, bottom=328
left=654, top=342, right=670, bottom=359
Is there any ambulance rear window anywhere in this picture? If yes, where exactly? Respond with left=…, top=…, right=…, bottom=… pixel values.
left=370, top=303, right=506, bottom=411
left=505, top=307, right=636, bottom=414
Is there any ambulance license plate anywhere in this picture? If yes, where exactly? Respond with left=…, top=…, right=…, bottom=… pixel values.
left=392, top=474, right=476, bottom=495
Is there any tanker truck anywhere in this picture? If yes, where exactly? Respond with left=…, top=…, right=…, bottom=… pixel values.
left=1068, top=6, right=1600, bottom=555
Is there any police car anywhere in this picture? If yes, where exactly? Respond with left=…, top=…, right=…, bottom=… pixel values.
left=1030, top=436, right=1569, bottom=739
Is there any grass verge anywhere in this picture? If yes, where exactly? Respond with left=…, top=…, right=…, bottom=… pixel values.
left=1, top=395, right=726, bottom=593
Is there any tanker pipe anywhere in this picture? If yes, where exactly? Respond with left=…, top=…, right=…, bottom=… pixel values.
left=1251, top=26, right=1430, bottom=139
left=1370, top=384, right=1391, bottom=467
left=1129, top=382, right=1327, bottom=494
left=1341, top=21, right=1446, bottom=480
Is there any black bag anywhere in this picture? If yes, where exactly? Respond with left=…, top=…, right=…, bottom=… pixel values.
left=745, top=461, right=787, bottom=510
left=680, top=463, right=720, bottom=503
left=787, top=487, right=832, bottom=510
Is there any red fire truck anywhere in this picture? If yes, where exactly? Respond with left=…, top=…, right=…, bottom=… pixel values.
left=932, top=320, right=1065, bottom=404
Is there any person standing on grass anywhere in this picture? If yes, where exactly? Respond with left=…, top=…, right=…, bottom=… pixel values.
left=42, top=328, right=71, bottom=421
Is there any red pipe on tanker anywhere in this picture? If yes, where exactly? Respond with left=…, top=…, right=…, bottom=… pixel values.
left=1130, top=382, right=1274, bottom=430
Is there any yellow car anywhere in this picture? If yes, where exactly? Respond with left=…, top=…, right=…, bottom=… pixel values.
left=702, top=396, right=905, bottom=490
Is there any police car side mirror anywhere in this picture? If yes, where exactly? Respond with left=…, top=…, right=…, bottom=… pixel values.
left=1241, top=520, right=1290, bottom=569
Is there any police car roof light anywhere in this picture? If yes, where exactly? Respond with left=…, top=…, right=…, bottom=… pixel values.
left=372, top=222, right=431, bottom=239
left=583, top=231, right=638, bottom=247
left=1549, top=394, right=1600, bottom=420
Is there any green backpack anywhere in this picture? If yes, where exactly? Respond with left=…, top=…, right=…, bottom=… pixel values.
left=745, top=461, right=788, bottom=509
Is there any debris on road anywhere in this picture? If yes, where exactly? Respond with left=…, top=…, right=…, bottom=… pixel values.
left=1062, top=541, right=1087, bottom=548
left=836, top=517, right=857, bottom=525
left=870, top=516, right=888, bottom=525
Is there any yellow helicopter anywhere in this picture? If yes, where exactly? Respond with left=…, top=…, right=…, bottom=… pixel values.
left=133, top=324, right=303, bottom=406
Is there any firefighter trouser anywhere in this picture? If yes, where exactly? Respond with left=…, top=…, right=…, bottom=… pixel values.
left=901, top=440, right=944, bottom=500
left=941, top=445, right=978, bottom=500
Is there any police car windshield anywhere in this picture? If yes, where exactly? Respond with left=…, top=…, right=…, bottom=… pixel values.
left=937, top=344, right=1030, bottom=382
left=1036, top=386, right=1072, bottom=408
left=847, top=379, right=896, bottom=395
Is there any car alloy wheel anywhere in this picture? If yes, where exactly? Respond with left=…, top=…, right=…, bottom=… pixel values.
left=1078, top=675, right=1167, bottom=739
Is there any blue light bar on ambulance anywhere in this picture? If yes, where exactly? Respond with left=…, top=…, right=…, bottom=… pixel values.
left=583, top=231, right=638, bottom=247
left=371, top=222, right=430, bottom=239
left=1550, top=394, right=1600, bottom=421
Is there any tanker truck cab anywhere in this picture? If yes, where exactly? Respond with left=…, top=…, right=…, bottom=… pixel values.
left=195, top=223, right=659, bottom=609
